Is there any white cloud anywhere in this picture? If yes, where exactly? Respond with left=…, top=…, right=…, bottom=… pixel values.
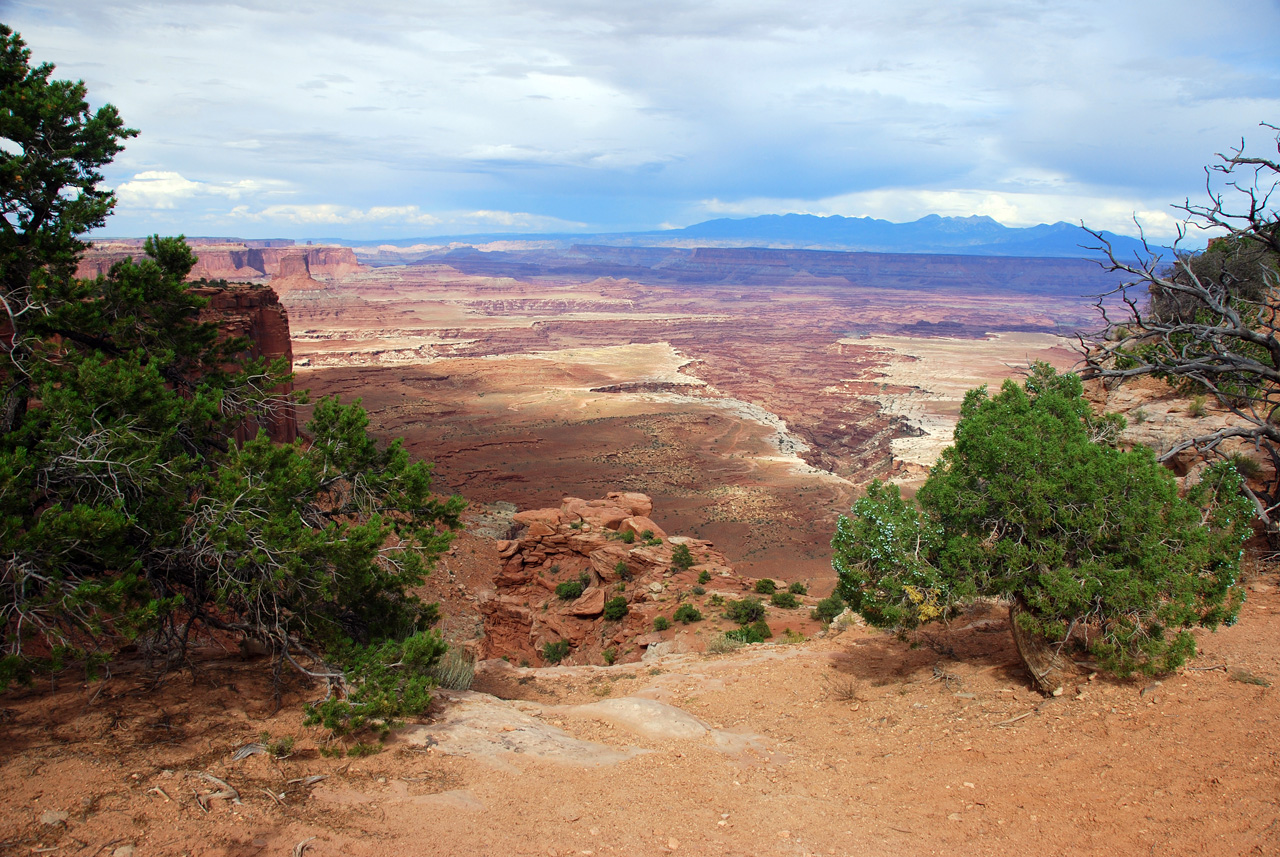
left=223, top=203, right=585, bottom=233
left=114, top=171, right=275, bottom=209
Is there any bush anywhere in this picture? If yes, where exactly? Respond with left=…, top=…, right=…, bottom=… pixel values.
left=653, top=615, right=671, bottom=631
left=426, top=646, right=476, bottom=691
left=614, top=560, right=633, bottom=581
left=753, top=579, right=777, bottom=595
left=697, top=569, right=711, bottom=584
left=672, top=543, right=695, bottom=570
left=603, top=596, right=629, bottom=621
left=770, top=591, right=799, bottom=609
left=724, top=597, right=766, bottom=625
left=303, top=632, right=448, bottom=736
left=673, top=603, right=703, bottom=624
left=725, top=620, right=772, bottom=644
left=810, top=594, right=845, bottom=624
left=788, top=582, right=808, bottom=595
left=556, top=573, right=590, bottom=600
left=618, top=529, right=636, bottom=544
left=542, top=640, right=571, bottom=664
left=833, top=365, right=1254, bottom=692
left=708, top=593, right=725, bottom=607
left=1188, top=394, right=1208, bottom=417
left=690, top=585, right=706, bottom=596
left=706, top=634, right=745, bottom=654
left=602, top=647, right=616, bottom=665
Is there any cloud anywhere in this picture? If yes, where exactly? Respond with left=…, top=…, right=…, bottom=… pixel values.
left=114, top=171, right=275, bottom=209
left=10, top=0, right=1280, bottom=237
left=223, top=203, right=585, bottom=233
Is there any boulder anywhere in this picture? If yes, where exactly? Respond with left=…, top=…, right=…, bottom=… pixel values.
left=568, top=587, right=606, bottom=617
left=513, top=508, right=564, bottom=529
left=619, top=516, right=666, bottom=540
left=589, top=545, right=634, bottom=581
left=607, top=491, right=653, bottom=517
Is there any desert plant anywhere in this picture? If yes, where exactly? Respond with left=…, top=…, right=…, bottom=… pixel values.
left=614, top=560, right=633, bottom=581
left=696, top=569, right=711, bottom=584
left=810, top=594, right=845, bottom=624
left=618, top=529, right=636, bottom=544
left=653, top=615, right=671, bottom=632
left=673, top=603, right=703, bottom=624
left=753, top=579, right=778, bottom=595
left=770, top=591, right=799, bottom=609
left=542, top=640, right=571, bottom=664
left=671, top=543, right=696, bottom=570
left=346, top=742, right=382, bottom=758
left=725, top=620, right=772, bottom=644
left=1131, top=406, right=1149, bottom=424
left=706, top=633, right=745, bottom=654
left=555, top=573, right=590, bottom=600
left=834, top=365, right=1254, bottom=693
left=602, top=647, right=616, bottom=665
left=690, top=585, right=706, bottom=596
left=603, top=596, right=629, bottom=621
left=724, top=597, right=766, bottom=625
left=1188, top=394, right=1208, bottom=417
left=708, top=593, right=725, bottom=607
left=788, top=582, right=808, bottom=596
left=426, top=646, right=476, bottom=691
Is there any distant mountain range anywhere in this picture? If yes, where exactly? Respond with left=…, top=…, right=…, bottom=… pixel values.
left=331, top=213, right=1160, bottom=261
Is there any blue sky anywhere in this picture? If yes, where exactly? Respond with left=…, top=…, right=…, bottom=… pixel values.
left=7, top=0, right=1280, bottom=241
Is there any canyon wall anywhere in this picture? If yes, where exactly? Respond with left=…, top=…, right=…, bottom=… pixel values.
left=191, top=282, right=298, bottom=444
left=75, top=241, right=361, bottom=284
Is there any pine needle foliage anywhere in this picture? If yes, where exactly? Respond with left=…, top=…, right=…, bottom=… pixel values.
left=834, top=364, right=1254, bottom=678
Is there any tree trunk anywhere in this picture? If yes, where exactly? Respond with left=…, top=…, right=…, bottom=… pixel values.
left=1008, top=599, right=1077, bottom=696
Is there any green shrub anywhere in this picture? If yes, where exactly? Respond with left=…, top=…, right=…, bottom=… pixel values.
left=810, top=594, right=845, bottom=624
left=833, top=364, right=1254, bottom=689
left=618, top=529, right=636, bottom=544
left=770, top=591, right=799, bottom=609
left=724, top=597, right=766, bottom=625
left=725, top=620, right=772, bottom=644
left=653, top=615, right=671, bottom=632
left=753, top=579, right=777, bottom=595
left=1229, top=452, right=1262, bottom=479
left=603, top=596, right=629, bottom=621
left=1131, top=406, right=1148, bottom=424
left=696, top=569, right=711, bottom=584
left=259, top=733, right=295, bottom=758
left=542, top=640, right=571, bottom=664
left=673, top=604, right=703, bottom=624
left=708, top=593, right=725, bottom=607
left=672, top=543, right=695, bottom=570
left=641, top=530, right=654, bottom=540
left=347, top=742, right=382, bottom=758
left=691, top=585, right=706, bottom=596
left=788, top=582, right=808, bottom=595
left=1188, top=394, right=1208, bottom=417
left=602, top=647, right=616, bottom=665
left=614, top=560, right=633, bottom=581
left=555, top=573, right=590, bottom=600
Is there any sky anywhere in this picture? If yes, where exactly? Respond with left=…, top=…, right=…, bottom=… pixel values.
left=6, top=0, right=1280, bottom=242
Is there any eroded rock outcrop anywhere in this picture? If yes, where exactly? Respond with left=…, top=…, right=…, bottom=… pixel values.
left=192, top=282, right=297, bottom=444
left=479, top=492, right=756, bottom=665
left=75, top=241, right=361, bottom=285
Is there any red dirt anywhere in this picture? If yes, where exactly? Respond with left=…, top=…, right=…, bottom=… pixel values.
left=3, top=572, right=1276, bottom=857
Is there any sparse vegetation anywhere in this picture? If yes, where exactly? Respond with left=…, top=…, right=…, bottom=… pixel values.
left=1131, top=406, right=1149, bottom=424
left=673, top=603, right=703, bottom=624
left=788, top=582, right=808, bottom=595
left=691, top=585, right=706, bottom=596
left=811, top=594, right=845, bottom=624
left=724, top=597, right=766, bottom=625
left=697, top=569, right=711, bottom=584
left=602, top=647, right=616, bottom=665
left=614, top=560, right=633, bottom=581
left=770, top=591, right=799, bottom=609
left=604, top=596, right=629, bottom=621
left=556, top=573, right=590, bottom=600
left=1188, top=394, right=1208, bottom=417
left=426, top=646, right=476, bottom=691
left=672, top=543, right=695, bottom=570
left=708, top=593, right=725, bottom=607
left=725, top=620, right=772, bottom=644
left=753, top=578, right=778, bottom=595
left=653, top=615, right=671, bottom=631
left=618, top=529, right=636, bottom=544
left=706, top=633, right=745, bottom=654
left=542, top=640, right=571, bottom=664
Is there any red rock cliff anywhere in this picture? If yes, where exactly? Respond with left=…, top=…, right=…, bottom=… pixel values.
left=191, top=282, right=298, bottom=444
left=76, top=243, right=362, bottom=283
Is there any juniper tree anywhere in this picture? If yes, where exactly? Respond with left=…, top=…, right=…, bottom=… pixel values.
left=833, top=365, right=1253, bottom=694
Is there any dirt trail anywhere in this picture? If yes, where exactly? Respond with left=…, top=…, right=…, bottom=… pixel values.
left=3, top=575, right=1277, bottom=857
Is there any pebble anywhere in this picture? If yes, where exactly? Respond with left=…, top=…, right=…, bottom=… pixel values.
left=113, top=846, right=136, bottom=857
left=39, top=809, right=69, bottom=826
left=948, top=813, right=962, bottom=821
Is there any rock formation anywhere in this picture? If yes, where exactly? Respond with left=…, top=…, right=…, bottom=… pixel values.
left=192, top=282, right=297, bottom=443
left=477, top=492, right=793, bottom=666
left=75, top=240, right=361, bottom=285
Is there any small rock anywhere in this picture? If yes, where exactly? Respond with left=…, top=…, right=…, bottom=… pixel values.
left=948, top=812, right=963, bottom=821
left=112, top=846, right=136, bottom=857
left=667, top=837, right=680, bottom=850
left=39, top=810, right=69, bottom=826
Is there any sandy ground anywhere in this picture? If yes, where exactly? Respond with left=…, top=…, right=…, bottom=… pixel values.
left=3, top=570, right=1276, bottom=857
